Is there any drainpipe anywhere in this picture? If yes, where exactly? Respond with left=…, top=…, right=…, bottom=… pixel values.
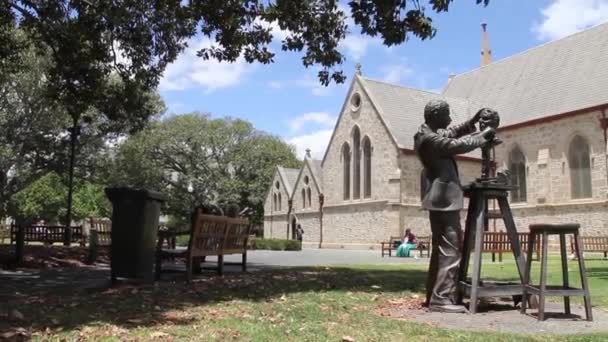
left=318, top=194, right=324, bottom=249
left=601, top=108, right=608, bottom=194
left=287, top=199, right=294, bottom=239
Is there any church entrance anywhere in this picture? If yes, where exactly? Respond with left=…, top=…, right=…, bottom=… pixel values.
left=291, top=217, right=297, bottom=240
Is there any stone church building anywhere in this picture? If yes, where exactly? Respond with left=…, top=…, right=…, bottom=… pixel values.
left=264, top=23, right=608, bottom=249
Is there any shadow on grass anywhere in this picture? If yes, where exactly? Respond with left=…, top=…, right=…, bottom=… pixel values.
left=0, top=262, right=427, bottom=335
left=586, top=265, right=608, bottom=280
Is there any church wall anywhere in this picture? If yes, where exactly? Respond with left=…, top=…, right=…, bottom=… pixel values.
left=490, top=110, right=608, bottom=235
left=322, top=79, right=401, bottom=207
left=494, top=110, right=608, bottom=205
left=291, top=161, right=322, bottom=242
left=293, top=212, right=321, bottom=247
left=291, top=162, right=321, bottom=218
left=320, top=201, right=400, bottom=249
left=263, top=171, right=293, bottom=239
left=263, top=216, right=289, bottom=239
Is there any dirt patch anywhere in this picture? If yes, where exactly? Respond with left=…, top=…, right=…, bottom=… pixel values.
left=378, top=298, right=608, bottom=336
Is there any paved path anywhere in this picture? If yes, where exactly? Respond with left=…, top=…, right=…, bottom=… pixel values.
left=224, top=248, right=426, bottom=269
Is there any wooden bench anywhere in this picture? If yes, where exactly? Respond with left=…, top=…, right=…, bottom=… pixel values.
left=381, top=236, right=401, bottom=257
left=482, top=231, right=540, bottom=262
left=155, top=210, right=251, bottom=281
left=570, top=236, right=608, bottom=259
left=412, top=235, right=431, bottom=258
left=10, top=224, right=84, bottom=245
left=87, top=218, right=112, bottom=264
left=0, top=224, right=9, bottom=244
left=381, top=235, right=431, bottom=258
left=10, top=224, right=84, bottom=263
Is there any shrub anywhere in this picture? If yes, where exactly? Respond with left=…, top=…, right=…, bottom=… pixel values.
left=284, top=239, right=302, bottom=251
left=254, top=238, right=302, bottom=251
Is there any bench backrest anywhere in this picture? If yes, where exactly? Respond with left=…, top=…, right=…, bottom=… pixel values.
left=90, top=218, right=112, bottom=246
left=571, top=236, right=608, bottom=252
left=10, top=224, right=83, bottom=244
left=187, top=211, right=249, bottom=256
left=415, top=235, right=431, bottom=249
left=223, top=217, right=251, bottom=254
left=0, top=224, right=9, bottom=242
left=482, top=232, right=540, bottom=253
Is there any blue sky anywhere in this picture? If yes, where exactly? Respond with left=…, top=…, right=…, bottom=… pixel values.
left=158, top=0, right=608, bottom=159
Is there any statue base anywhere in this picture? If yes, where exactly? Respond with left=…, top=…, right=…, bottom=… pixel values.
left=457, top=181, right=528, bottom=314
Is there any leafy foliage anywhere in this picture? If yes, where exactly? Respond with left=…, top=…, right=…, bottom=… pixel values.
left=105, top=113, right=300, bottom=223
left=3, top=1, right=490, bottom=87
left=0, top=31, right=165, bottom=220
left=254, top=238, right=302, bottom=251
left=7, top=172, right=110, bottom=223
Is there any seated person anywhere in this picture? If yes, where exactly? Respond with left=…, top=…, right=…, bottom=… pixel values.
left=396, top=229, right=417, bottom=257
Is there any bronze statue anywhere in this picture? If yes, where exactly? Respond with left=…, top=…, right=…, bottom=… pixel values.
left=414, top=99, right=497, bottom=313
left=477, top=108, right=501, bottom=179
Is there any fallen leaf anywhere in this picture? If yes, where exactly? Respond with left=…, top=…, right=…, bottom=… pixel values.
left=9, top=309, right=24, bottom=321
left=150, top=331, right=169, bottom=338
left=342, top=336, right=355, bottom=342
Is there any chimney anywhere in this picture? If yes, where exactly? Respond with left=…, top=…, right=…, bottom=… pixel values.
left=480, top=23, right=492, bottom=66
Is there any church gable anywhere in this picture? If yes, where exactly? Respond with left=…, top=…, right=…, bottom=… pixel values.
left=291, top=159, right=322, bottom=212
left=263, top=167, right=295, bottom=216
left=321, top=75, right=402, bottom=205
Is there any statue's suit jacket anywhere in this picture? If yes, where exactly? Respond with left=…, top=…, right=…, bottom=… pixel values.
left=414, top=122, right=484, bottom=211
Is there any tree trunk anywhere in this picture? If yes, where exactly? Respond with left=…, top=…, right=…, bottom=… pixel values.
left=64, top=117, right=79, bottom=246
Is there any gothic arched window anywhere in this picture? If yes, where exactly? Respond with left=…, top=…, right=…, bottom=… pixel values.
left=352, top=127, right=361, bottom=199
left=342, top=143, right=351, bottom=200
left=307, top=188, right=312, bottom=208
left=273, top=193, right=277, bottom=211
left=278, top=193, right=282, bottom=211
left=363, top=137, right=372, bottom=198
left=509, top=147, right=527, bottom=203
left=301, top=188, right=306, bottom=208
left=569, top=136, right=592, bottom=199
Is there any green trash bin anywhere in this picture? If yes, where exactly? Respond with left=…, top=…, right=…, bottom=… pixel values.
left=105, top=187, right=168, bottom=282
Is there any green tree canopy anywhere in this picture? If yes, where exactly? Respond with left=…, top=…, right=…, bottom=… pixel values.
left=8, top=172, right=109, bottom=223
left=3, top=1, right=490, bottom=87
left=0, top=30, right=165, bottom=220
left=105, top=113, right=300, bottom=223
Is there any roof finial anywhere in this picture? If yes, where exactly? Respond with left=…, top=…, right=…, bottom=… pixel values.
left=355, top=63, right=362, bottom=76
left=480, top=22, right=492, bottom=66
left=305, top=148, right=312, bottom=159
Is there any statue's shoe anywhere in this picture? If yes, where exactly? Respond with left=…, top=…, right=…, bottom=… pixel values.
left=428, top=304, right=468, bottom=313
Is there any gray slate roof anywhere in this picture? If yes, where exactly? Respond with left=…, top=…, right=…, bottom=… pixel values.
left=278, top=166, right=300, bottom=197
left=308, top=159, right=323, bottom=191
left=443, top=22, right=608, bottom=126
left=360, top=77, right=478, bottom=150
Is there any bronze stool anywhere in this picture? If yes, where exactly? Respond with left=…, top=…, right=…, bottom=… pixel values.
left=521, top=223, right=593, bottom=321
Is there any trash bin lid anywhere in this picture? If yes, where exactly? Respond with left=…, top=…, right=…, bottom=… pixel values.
left=105, top=187, right=169, bottom=202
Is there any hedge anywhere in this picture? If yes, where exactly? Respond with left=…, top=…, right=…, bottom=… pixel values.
left=254, top=238, right=302, bottom=251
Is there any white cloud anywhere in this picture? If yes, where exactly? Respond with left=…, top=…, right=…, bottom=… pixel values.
left=381, top=64, right=414, bottom=84
left=159, top=38, right=251, bottom=93
left=288, top=111, right=336, bottom=133
left=341, top=34, right=376, bottom=61
left=534, top=0, right=608, bottom=40
left=337, top=3, right=380, bottom=61
left=294, top=75, right=338, bottom=96
left=268, top=81, right=284, bottom=89
left=287, top=129, right=333, bottom=160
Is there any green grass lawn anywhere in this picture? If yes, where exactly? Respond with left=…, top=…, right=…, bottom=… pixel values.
left=2, top=255, right=608, bottom=341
